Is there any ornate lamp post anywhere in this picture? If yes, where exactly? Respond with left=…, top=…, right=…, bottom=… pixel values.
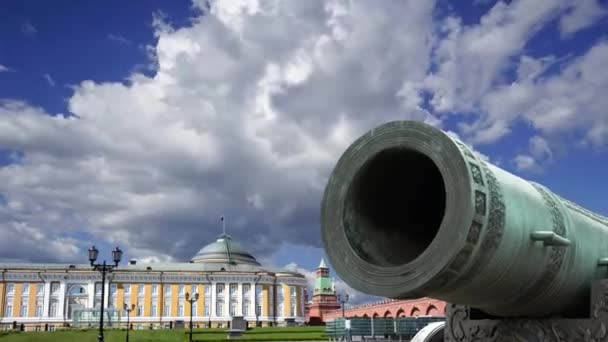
left=185, top=292, right=199, bottom=342
left=88, top=245, right=123, bottom=342
left=337, top=293, right=349, bottom=318
left=123, top=303, right=135, bottom=342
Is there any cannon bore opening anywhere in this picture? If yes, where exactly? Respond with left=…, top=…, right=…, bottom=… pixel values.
left=344, top=147, right=446, bottom=267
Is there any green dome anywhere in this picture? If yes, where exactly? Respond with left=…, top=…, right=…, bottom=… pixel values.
left=190, top=234, right=260, bottom=265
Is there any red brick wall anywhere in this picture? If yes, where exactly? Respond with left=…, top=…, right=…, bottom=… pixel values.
left=322, top=298, right=446, bottom=321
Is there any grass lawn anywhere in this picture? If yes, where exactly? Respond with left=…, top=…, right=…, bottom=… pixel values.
left=0, top=326, right=327, bottom=342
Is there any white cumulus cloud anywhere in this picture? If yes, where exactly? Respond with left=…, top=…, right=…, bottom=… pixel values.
left=0, top=0, right=606, bottom=272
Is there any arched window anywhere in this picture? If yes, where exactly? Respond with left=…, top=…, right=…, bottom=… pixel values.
left=383, top=310, right=392, bottom=318
left=426, top=305, right=439, bottom=316
left=396, top=309, right=405, bottom=317
left=410, top=307, right=420, bottom=317
left=67, top=285, right=88, bottom=319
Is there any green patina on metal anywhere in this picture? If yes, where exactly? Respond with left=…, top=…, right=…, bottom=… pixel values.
left=321, top=120, right=608, bottom=318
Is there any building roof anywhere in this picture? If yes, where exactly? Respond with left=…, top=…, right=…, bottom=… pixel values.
left=318, top=258, right=328, bottom=269
left=0, top=261, right=304, bottom=277
left=190, top=233, right=260, bottom=265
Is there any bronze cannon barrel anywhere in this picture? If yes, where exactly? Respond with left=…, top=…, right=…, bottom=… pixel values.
left=321, top=120, right=608, bottom=317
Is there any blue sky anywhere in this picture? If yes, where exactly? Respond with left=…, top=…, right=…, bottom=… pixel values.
left=0, top=0, right=194, bottom=115
left=0, top=0, right=607, bottom=302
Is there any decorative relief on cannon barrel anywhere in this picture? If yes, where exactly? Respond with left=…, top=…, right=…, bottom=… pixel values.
left=470, top=163, right=485, bottom=186
left=428, top=139, right=507, bottom=292
left=454, top=139, right=477, bottom=160
left=425, top=140, right=492, bottom=290
left=475, top=191, right=487, bottom=216
left=446, top=160, right=506, bottom=289
left=527, top=183, right=568, bottom=298
left=479, top=162, right=506, bottom=255
left=451, top=138, right=506, bottom=265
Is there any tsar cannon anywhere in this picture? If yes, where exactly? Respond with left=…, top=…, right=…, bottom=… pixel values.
left=321, top=121, right=608, bottom=341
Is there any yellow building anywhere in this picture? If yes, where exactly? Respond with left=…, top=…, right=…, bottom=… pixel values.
left=0, top=233, right=307, bottom=331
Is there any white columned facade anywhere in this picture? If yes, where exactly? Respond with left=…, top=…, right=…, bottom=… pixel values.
left=210, top=282, right=216, bottom=317
left=87, top=282, right=95, bottom=308
left=103, top=282, right=110, bottom=308
left=237, top=283, right=243, bottom=316
left=42, top=282, right=51, bottom=318
left=249, top=282, right=255, bottom=319
left=57, top=282, right=66, bottom=318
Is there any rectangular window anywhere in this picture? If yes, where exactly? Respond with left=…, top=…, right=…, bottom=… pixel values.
left=151, top=304, right=157, bottom=317
left=255, top=285, right=263, bottom=317
left=7, top=283, right=14, bottom=294
left=164, top=285, right=171, bottom=296
left=152, top=284, right=158, bottom=295
left=191, top=284, right=197, bottom=296
left=255, top=285, right=262, bottom=297
left=51, top=282, right=59, bottom=294
left=4, top=304, right=12, bottom=317
left=217, top=283, right=224, bottom=295
left=178, top=303, right=184, bottom=317
left=36, top=284, right=44, bottom=296
left=124, top=284, right=131, bottom=294
left=36, top=300, right=43, bottom=317
left=163, top=303, right=171, bottom=316
left=277, top=285, right=284, bottom=314
left=290, top=287, right=296, bottom=296
left=229, top=284, right=237, bottom=297
left=204, top=285, right=211, bottom=295
left=243, top=284, right=250, bottom=296
left=22, top=283, right=30, bottom=295
left=243, top=301, right=250, bottom=316
left=230, top=301, right=237, bottom=316
left=216, top=301, right=224, bottom=316
left=137, top=304, right=143, bottom=317
left=20, top=298, right=28, bottom=317
left=192, top=304, right=197, bottom=316
left=110, top=284, right=117, bottom=295
left=50, top=301, right=57, bottom=317
left=290, top=304, right=296, bottom=317
left=95, top=282, right=102, bottom=295
left=204, top=303, right=210, bottom=316
left=178, top=284, right=185, bottom=296
left=48, top=325, right=56, bottom=331
left=138, top=284, right=145, bottom=295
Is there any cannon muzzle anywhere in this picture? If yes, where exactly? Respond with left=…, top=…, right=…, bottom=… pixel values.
left=321, top=121, right=608, bottom=317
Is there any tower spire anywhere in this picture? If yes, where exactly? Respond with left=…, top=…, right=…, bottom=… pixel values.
left=220, top=215, right=228, bottom=237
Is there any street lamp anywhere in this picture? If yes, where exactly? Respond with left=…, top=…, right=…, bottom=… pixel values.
left=88, top=245, right=123, bottom=342
left=185, top=292, right=200, bottom=342
left=123, top=303, right=135, bottom=342
left=337, top=293, right=349, bottom=318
